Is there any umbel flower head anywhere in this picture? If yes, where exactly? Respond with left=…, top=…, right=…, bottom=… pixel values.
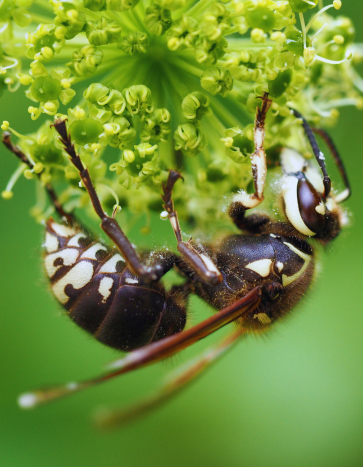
left=1, top=0, right=362, bottom=235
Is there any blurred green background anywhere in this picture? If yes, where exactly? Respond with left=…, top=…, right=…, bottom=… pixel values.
left=1, top=5, right=363, bottom=467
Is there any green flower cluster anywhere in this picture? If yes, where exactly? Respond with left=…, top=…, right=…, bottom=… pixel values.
left=1, top=0, right=362, bottom=235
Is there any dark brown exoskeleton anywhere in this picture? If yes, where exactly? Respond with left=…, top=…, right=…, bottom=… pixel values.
left=3, top=93, right=351, bottom=426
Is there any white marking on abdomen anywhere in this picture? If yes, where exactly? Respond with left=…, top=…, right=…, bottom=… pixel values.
left=98, top=277, right=113, bottom=303
left=245, top=259, right=272, bottom=277
left=45, top=248, right=80, bottom=278
left=125, top=278, right=138, bottom=284
left=67, top=232, right=87, bottom=247
left=99, top=253, right=125, bottom=273
left=44, top=232, right=59, bottom=253
left=50, top=223, right=76, bottom=238
left=81, top=243, right=108, bottom=260
left=52, top=261, right=94, bottom=304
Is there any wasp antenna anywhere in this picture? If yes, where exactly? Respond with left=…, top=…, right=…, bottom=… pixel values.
left=290, top=108, right=331, bottom=197
left=312, top=127, right=351, bottom=202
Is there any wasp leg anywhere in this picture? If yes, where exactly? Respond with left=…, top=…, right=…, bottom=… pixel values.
left=18, top=286, right=261, bottom=409
left=228, top=203, right=271, bottom=233
left=2, top=132, right=73, bottom=224
left=231, top=92, right=272, bottom=215
left=95, top=328, right=245, bottom=428
left=312, top=127, right=351, bottom=202
left=162, top=170, right=222, bottom=285
left=53, top=119, right=165, bottom=283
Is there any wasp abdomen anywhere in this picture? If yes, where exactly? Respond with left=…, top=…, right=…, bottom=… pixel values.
left=44, top=220, right=186, bottom=351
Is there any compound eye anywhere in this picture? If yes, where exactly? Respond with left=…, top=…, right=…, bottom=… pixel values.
left=297, top=178, right=326, bottom=234
left=283, top=174, right=326, bottom=236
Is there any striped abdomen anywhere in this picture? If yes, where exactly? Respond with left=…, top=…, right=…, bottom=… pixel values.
left=43, top=220, right=186, bottom=351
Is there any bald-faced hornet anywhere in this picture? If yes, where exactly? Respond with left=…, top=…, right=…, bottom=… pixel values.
left=3, top=93, right=351, bottom=426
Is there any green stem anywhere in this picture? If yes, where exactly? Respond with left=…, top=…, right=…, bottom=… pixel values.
left=105, top=10, right=137, bottom=30
left=129, top=5, right=147, bottom=32
left=209, top=97, right=242, bottom=129
left=185, top=0, right=214, bottom=19
left=30, top=13, right=53, bottom=24
left=170, top=55, right=203, bottom=78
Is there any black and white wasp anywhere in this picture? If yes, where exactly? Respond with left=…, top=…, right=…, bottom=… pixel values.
left=3, top=93, right=351, bottom=426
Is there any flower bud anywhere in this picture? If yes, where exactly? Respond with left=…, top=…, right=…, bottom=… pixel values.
left=67, top=45, right=103, bottom=77
left=221, top=127, right=253, bottom=163
left=144, top=4, right=172, bottom=35
left=182, top=92, right=209, bottom=122
left=166, top=16, right=199, bottom=50
left=141, top=108, right=171, bottom=142
left=174, top=123, right=206, bottom=156
left=201, top=67, right=233, bottom=97
left=118, top=31, right=149, bottom=55
left=123, top=85, right=153, bottom=115
left=86, top=18, right=122, bottom=45
left=84, top=0, right=106, bottom=11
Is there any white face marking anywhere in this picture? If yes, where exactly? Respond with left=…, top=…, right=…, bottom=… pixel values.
left=98, top=277, right=113, bottom=303
left=276, top=261, right=284, bottom=272
left=245, top=259, right=272, bottom=277
left=315, top=202, right=325, bottom=215
left=99, top=253, right=125, bottom=273
left=200, top=254, right=220, bottom=275
left=67, top=232, right=87, bottom=247
left=281, top=242, right=312, bottom=286
left=280, top=148, right=325, bottom=194
left=52, top=261, right=94, bottom=304
left=45, top=248, right=80, bottom=278
left=280, top=148, right=305, bottom=173
left=282, top=176, right=316, bottom=236
left=305, top=167, right=325, bottom=194
left=253, top=313, right=272, bottom=325
left=44, top=232, right=59, bottom=253
left=80, top=243, right=108, bottom=260
left=50, top=222, right=76, bottom=238
left=125, top=278, right=138, bottom=284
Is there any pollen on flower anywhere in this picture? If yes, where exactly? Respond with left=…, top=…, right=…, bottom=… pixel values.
left=1, top=190, right=13, bottom=200
left=0, top=0, right=362, bottom=233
